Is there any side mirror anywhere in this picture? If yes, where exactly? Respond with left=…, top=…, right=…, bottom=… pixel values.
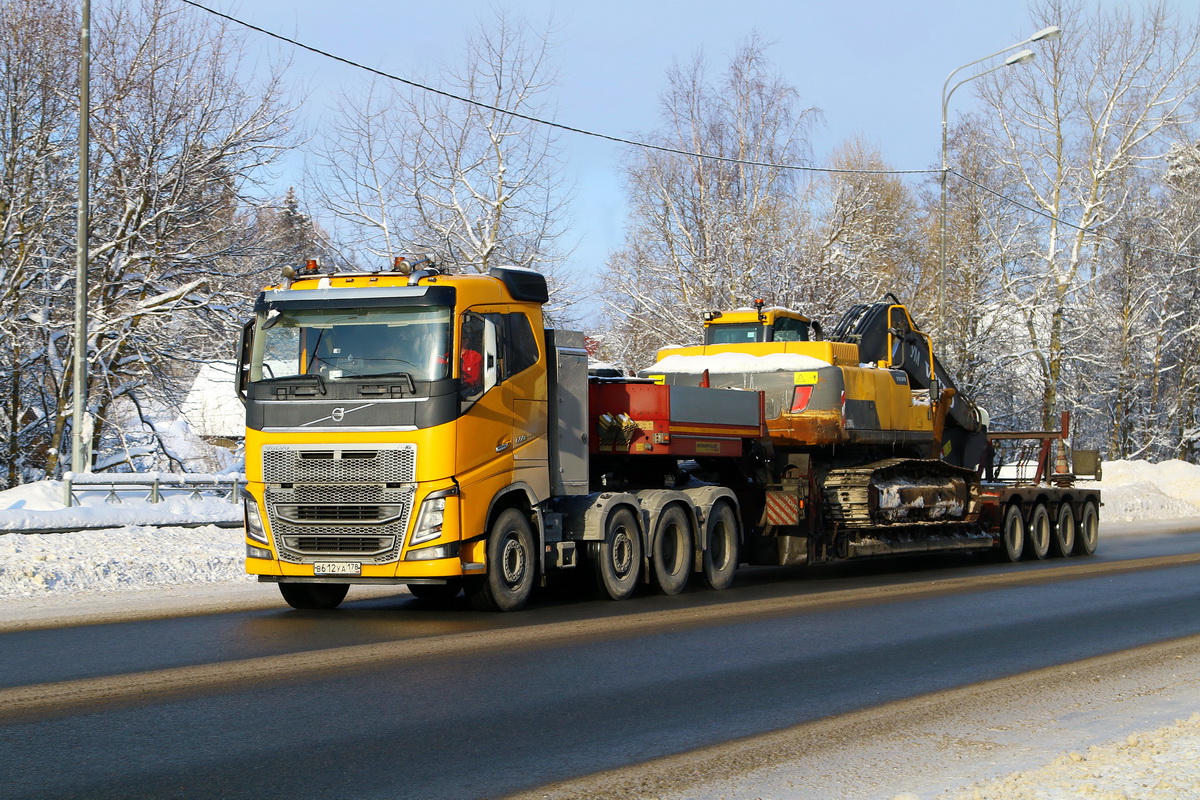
left=483, top=316, right=500, bottom=393
left=236, top=318, right=254, bottom=404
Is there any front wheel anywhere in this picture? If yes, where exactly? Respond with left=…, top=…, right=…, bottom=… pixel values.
left=279, top=582, right=349, bottom=610
left=408, top=579, right=464, bottom=603
left=468, top=509, right=535, bottom=612
left=1075, top=500, right=1099, bottom=556
left=593, top=507, right=642, bottom=600
left=1027, top=503, right=1051, bottom=560
left=702, top=502, right=739, bottom=591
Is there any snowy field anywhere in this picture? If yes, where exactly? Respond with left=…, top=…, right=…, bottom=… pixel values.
left=0, top=459, right=1197, bottom=601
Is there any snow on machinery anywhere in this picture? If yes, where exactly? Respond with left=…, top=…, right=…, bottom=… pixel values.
left=236, top=261, right=1100, bottom=612
left=643, top=295, right=1100, bottom=565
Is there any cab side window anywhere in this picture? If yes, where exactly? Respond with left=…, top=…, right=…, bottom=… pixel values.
left=460, top=314, right=486, bottom=400
left=504, top=313, right=540, bottom=377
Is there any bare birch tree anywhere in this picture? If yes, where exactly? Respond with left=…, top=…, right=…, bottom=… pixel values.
left=311, top=10, right=569, bottom=292
left=0, top=0, right=293, bottom=482
left=0, top=0, right=76, bottom=487
left=975, top=0, right=1200, bottom=429
left=598, top=36, right=817, bottom=369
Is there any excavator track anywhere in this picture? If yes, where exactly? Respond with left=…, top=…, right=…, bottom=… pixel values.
left=822, top=458, right=979, bottom=530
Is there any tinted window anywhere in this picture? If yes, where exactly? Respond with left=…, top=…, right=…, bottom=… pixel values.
left=773, top=316, right=810, bottom=342
left=505, top=313, right=540, bottom=376
left=706, top=323, right=762, bottom=345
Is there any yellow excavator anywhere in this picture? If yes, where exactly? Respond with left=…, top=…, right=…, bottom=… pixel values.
left=642, top=296, right=990, bottom=541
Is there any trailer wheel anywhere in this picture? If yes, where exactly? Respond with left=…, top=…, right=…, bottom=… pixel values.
left=468, top=508, right=535, bottom=612
left=1027, top=503, right=1051, bottom=560
left=592, top=507, right=642, bottom=600
left=1053, top=504, right=1076, bottom=557
left=702, top=502, right=739, bottom=591
left=279, top=582, right=349, bottom=610
left=651, top=505, right=693, bottom=595
left=1075, top=500, right=1099, bottom=556
left=1000, top=504, right=1025, bottom=563
left=407, top=579, right=463, bottom=603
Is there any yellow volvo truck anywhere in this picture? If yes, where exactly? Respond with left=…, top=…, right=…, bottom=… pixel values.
left=237, top=260, right=762, bottom=610
left=237, top=264, right=1100, bottom=612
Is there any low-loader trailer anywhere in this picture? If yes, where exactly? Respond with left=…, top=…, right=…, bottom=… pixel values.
left=237, top=261, right=1100, bottom=611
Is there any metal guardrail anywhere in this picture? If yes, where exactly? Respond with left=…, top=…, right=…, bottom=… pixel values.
left=61, top=472, right=246, bottom=508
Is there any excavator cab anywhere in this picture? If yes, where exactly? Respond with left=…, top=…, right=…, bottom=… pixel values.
left=703, top=302, right=819, bottom=345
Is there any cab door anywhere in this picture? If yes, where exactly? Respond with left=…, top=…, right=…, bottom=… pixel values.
left=502, top=309, right=549, bottom=500
left=455, top=310, right=514, bottom=514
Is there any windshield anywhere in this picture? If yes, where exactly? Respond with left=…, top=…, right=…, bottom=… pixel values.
left=706, top=323, right=763, bottom=345
left=252, top=306, right=452, bottom=382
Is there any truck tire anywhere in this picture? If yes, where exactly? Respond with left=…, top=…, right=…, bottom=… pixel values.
left=407, top=579, right=463, bottom=603
left=468, top=508, right=535, bottom=612
left=1053, top=503, right=1076, bottom=557
left=279, top=582, right=349, bottom=610
left=1027, top=503, right=1051, bottom=560
left=702, top=502, right=739, bottom=591
left=1000, top=504, right=1024, bottom=563
left=1075, top=500, right=1099, bottom=556
left=651, top=505, right=693, bottom=595
left=592, top=507, right=641, bottom=600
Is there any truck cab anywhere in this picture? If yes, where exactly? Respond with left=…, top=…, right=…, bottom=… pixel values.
left=238, top=261, right=557, bottom=611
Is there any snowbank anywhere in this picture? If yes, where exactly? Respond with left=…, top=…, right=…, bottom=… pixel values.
left=1079, top=458, right=1200, bottom=522
left=0, top=479, right=242, bottom=531
left=0, top=525, right=251, bottom=599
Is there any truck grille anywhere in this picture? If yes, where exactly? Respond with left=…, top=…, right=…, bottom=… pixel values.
left=262, top=444, right=416, bottom=484
left=274, top=504, right=405, bottom=523
left=260, top=445, right=418, bottom=564
left=283, top=535, right=396, bottom=555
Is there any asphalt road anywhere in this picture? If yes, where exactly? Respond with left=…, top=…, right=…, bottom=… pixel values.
left=2, top=521, right=1199, bottom=800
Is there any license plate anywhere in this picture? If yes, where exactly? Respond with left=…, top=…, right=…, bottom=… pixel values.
left=313, top=562, right=361, bottom=576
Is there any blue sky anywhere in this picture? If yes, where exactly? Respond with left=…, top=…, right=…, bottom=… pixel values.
left=197, top=0, right=1168, bottom=306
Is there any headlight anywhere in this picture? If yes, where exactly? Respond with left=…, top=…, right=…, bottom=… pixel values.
left=244, top=497, right=269, bottom=545
left=410, top=497, right=446, bottom=546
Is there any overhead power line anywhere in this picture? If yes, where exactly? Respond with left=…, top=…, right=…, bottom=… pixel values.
left=179, top=0, right=1198, bottom=265
left=176, top=0, right=937, bottom=177
left=950, top=169, right=1200, bottom=263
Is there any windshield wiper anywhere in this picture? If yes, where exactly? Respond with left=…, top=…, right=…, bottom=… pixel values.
left=340, top=371, right=418, bottom=395
left=257, top=373, right=327, bottom=395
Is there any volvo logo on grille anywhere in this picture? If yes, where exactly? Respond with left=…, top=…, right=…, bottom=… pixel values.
left=300, top=403, right=375, bottom=427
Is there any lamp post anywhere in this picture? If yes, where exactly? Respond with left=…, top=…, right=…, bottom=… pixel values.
left=72, top=0, right=91, bottom=474
left=937, top=25, right=1061, bottom=339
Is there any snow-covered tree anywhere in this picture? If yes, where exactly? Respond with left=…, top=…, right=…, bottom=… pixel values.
left=597, top=36, right=817, bottom=370
left=310, top=9, right=570, bottom=304
left=0, top=0, right=293, bottom=484
left=974, top=0, right=1200, bottom=430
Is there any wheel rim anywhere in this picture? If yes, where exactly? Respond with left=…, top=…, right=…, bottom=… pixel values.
left=710, top=521, right=730, bottom=570
left=1032, top=508, right=1049, bottom=554
left=1006, top=512, right=1023, bottom=555
left=501, top=533, right=526, bottom=587
left=611, top=527, right=633, bottom=578
left=661, top=523, right=684, bottom=572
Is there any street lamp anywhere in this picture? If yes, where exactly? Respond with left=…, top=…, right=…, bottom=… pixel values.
left=937, top=25, right=1061, bottom=339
